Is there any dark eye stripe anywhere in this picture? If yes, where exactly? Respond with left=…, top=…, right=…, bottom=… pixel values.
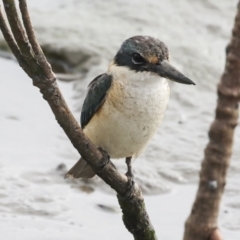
left=132, top=53, right=144, bottom=64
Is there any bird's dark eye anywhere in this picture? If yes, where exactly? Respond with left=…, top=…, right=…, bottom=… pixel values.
left=132, top=53, right=144, bottom=64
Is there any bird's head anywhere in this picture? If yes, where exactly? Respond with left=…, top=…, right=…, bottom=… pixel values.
left=113, top=36, right=195, bottom=85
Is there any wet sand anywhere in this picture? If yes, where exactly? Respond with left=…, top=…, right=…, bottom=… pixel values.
left=0, top=0, right=240, bottom=239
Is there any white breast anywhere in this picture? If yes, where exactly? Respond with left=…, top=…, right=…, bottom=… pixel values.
left=84, top=65, right=170, bottom=159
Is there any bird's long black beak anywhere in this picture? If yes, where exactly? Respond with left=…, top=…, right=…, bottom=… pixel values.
left=155, top=60, right=195, bottom=85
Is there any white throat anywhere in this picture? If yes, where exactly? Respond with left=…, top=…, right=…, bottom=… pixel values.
left=108, top=63, right=168, bottom=92
left=84, top=63, right=170, bottom=159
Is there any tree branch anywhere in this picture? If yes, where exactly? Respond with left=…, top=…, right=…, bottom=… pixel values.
left=0, top=4, right=28, bottom=71
left=18, top=0, right=52, bottom=79
left=183, top=2, right=240, bottom=240
left=0, top=1, right=157, bottom=239
left=3, top=0, right=32, bottom=60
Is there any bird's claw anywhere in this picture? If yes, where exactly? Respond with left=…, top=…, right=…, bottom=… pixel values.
left=125, top=175, right=135, bottom=199
left=97, top=147, right=111, bottom=170
left=126, top=169, right=134, bottom=179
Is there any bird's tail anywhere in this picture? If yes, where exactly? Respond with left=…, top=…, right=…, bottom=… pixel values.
left=65, top=157, right=96, bottom=179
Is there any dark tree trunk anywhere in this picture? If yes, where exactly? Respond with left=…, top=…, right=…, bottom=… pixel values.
left=183, top=2, right=240, bottom=240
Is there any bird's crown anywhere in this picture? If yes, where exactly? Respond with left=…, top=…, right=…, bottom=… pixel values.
left=113, top=35, right=195, bottom=85
left=114, top=36, right=169, bottom=71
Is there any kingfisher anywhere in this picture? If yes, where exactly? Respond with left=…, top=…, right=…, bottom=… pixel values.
left=66, top=36, right=195, bottom=179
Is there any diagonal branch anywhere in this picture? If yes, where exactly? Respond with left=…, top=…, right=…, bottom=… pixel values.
left=0, top=1, right=157, bottom=239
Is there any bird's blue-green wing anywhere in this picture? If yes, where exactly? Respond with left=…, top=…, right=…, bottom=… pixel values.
left=81, top=73, right=113, bottom=129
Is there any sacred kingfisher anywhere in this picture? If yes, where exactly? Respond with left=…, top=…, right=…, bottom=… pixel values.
left=66, top=36, right=195, bottom=179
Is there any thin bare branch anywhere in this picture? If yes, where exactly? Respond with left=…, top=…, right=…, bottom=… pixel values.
left=3, top=0, right=32, bottom=59
left=2, top=0, right=43, bottom=78
left=18, top=0, right=52, bottom=79
left=0, top=4, right=29, bottom=72
left=183, top=2, right=240, bottom=240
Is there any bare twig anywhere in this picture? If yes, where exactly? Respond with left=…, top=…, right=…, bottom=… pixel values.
left=0, top=1, right=157, bottom=239
left=3, top=0, right=32, bottom=60
left=183, top=2, right=240, bottom=240
left=18, top=0, right=52, bottom=79
left=2, top=0, right=41, bottom=78
left=0, top=4, right=28, bottom=70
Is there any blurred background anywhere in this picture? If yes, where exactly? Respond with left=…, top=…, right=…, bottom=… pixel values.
left=0, top=0, right=240, bottom=239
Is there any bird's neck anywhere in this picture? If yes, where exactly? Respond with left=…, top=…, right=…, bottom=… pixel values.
left=107, top=62, right=168, bottom=91
left=106, top=62, right=170, bottom=124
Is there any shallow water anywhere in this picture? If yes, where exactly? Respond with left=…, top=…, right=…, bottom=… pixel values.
left=0, top=0, right=240, bottom=238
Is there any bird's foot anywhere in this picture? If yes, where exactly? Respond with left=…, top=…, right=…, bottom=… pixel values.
left=97, top=147, right=112, bottom=171
left=125, top=156, right=133, bottom=178
left=125, top=175, right=135, bottom=199
left=124, top=156, right=135, bottom=198
left=126, top=168, right=134, bottom=179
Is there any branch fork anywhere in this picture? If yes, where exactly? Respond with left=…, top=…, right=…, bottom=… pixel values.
left=0, top=1, right=157, bottom=239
